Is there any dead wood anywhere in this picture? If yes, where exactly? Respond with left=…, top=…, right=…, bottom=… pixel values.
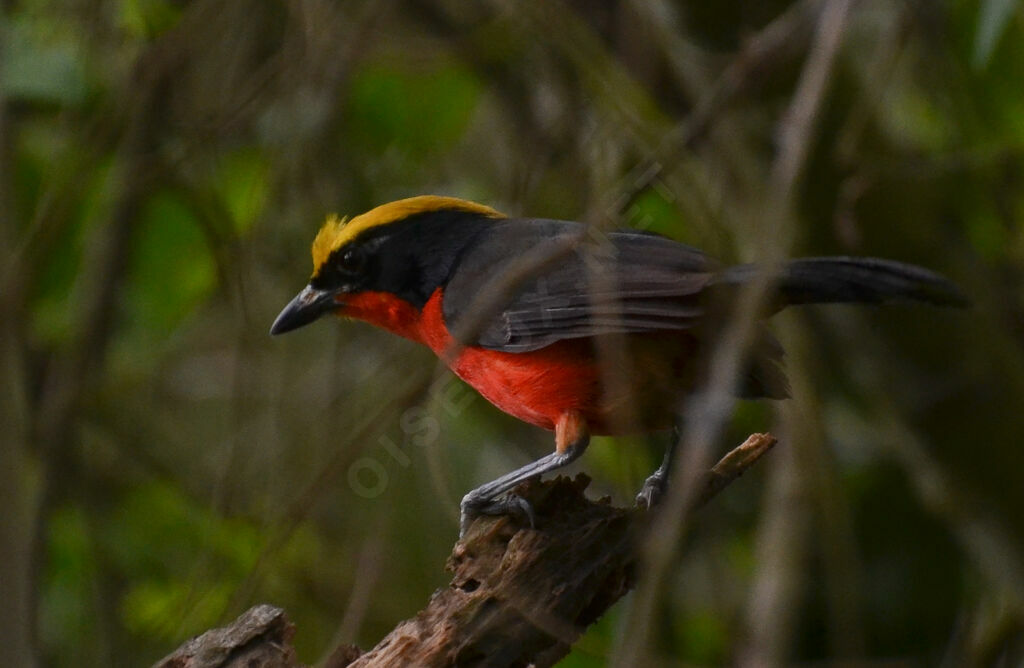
left=158, top=433, right=777, bottom=668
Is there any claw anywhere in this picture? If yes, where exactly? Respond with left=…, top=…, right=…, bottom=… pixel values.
left=460, top=493, right=536, bottom=538
left=635, top=472, right=667, bottom=509
left=456, top=425, right=590, bottom=537
left=504, top=495, right=536, bottom=528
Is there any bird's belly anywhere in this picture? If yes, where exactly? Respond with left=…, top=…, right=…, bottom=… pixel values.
left=415, top=290, right=697, bottom=434
left=448, top=337, right=695, bottom=434
left=448, top=341, right=602, bottom=431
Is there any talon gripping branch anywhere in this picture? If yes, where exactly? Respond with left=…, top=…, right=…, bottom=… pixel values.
left=271, top=196, right=966, bottom=536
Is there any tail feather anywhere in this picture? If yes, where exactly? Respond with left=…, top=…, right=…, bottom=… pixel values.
left=717, top=257, right=969, bottom=309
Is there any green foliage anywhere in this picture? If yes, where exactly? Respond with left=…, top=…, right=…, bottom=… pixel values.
left=41, top=507, right=97, bottom=661
left=878, top=83, right=953, bottom=152
left=118, top=0, right=182, bottom=38
left=125, top=191, right=215, bottom=334
left=626, top=188, right=690, bottom=238
left=345, top=60, right=482, bottom=158
left=28, top=214, right=85, bottom=346
left=121, top=580, right=234, bottom=642
left=114, top=497, right=247, bottom=641
left=213, top=148, right=270, bottom=235
left=560, top=607, right=619, bottom=667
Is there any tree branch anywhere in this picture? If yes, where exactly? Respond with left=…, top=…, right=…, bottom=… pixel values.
left=157, top=433, right=776, bottom=668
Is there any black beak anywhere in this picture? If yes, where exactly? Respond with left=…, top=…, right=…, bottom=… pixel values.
left=270, top=285, right=338, bottom=335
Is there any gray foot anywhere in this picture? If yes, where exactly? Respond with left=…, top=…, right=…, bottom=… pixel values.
left=635, top=471, right=667, bottom=509
left=460, top=493, right=536, bottom=538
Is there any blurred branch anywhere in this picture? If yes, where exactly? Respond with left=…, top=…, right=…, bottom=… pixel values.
left=771, top=316, right=866, bottom=661
left=26, top=26, right=186, bottom=660
left=880, top=413, right=1024, bottom=607
left=158, top=434, right=775, bottom=668
left=622, top=0, right=821, bottom=209
left=739, top=426, right=809, bottom=667
left=616, top=0, right=853, bottom=664
left=0, top=6, right=38, bottom=664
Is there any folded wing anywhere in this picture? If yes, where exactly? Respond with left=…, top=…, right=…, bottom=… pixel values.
left=442, top=220, right=717, bottom=352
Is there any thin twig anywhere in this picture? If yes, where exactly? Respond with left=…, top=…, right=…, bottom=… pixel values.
left=614, top=1, right=854, bottom=664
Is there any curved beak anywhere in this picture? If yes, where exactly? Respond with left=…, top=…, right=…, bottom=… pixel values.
left=270, top=285, right=339, bottom=335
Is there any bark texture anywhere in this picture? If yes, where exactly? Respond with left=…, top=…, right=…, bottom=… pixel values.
left=157, top=433, right=777, bottom=668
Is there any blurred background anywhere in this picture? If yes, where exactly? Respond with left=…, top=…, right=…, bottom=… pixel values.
left=2, top=0, right=1023, bottom=665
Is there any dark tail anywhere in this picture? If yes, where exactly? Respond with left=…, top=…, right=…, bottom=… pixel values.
left=717, top=257, right=969, bottom=308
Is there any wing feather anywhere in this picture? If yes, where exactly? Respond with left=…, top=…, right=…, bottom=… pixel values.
left=442, top=219, right=715, bottom=352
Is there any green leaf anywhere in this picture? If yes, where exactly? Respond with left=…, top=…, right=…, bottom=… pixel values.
left=105, top=482, right=263, bottom=638
left=118, top=0, right=182, bottom=39
left=121, top=580, right=233, bottom=640
left=27, top=151, right=116, bottom=347
left=42, top=507, right=95, bottom=650
left=346, top=61, right=482, bottom=157
left=626, top=189, right=689, bottom=238
left=126, top=191, right=216, bottom=332
left=878, top=86, right=952, bottom=151
left=213, top=149, right=270, bottom=234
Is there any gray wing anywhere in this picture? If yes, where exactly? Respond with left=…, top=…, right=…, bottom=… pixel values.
left=441, top=219, right=719, bottom=352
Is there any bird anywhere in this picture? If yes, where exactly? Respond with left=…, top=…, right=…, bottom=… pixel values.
left=270, top=195, right=967, bottom=536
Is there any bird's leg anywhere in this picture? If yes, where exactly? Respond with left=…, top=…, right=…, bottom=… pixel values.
left=636, top=419, right=683, bottom=509
left=460, top=412, right=589, bottom=538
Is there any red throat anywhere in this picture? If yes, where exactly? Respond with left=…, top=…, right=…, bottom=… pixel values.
left=336, top=291, right=429, bottom=342
left=336, top=289, right=462, bottom=352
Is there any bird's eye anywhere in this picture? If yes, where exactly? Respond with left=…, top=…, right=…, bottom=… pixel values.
left=337, top=247, right=366, bottom=274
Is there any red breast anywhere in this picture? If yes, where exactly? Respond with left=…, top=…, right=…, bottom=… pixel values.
left=339, top=289, right=604, bottom=432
